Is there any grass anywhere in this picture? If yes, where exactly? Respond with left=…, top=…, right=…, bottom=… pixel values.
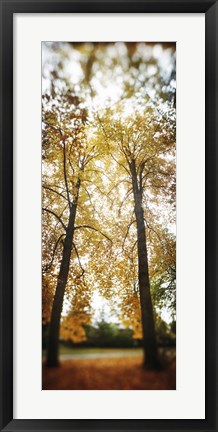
left=60, top=346, right=142, bottom=355
left=43, top=346, right=175, bottom=358
left=43, top=345, right=143, bottom=355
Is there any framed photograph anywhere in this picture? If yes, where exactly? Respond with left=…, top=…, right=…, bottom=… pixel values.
left=0, top=0, right=217, bottom=431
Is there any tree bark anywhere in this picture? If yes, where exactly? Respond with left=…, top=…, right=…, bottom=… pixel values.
left=130, top=159, right=160, bottom=369
left=46, top=203, right=77, bottom=367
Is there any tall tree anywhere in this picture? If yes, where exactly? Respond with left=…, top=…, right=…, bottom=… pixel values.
left=42, top=85, right=88, bottom=366
left=97, top=109, right=175, bottom=368
left=42, top=79, right=112, bottom=366
left=42, top=44, right=120, bottom=366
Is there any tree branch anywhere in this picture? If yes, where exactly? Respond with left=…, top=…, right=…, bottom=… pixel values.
left=118, top=187, right=133, bottom=216
left=72, top=242, right=85, bottom=278
left=122, top=217, right=136, bottom=251
left=83, top=186, right=103, bottom=219
left=144, top=219, right=164, bottom=246
left=43, top=120, right=63, bottom=136
left=74, top=225, right=112, bottom=244
left=111, top=153, right=131, bottom=175
left=43, top=119, right=71, bottom=207
left=83, top=179, right=113, bottom=203
left=42, top=208, right=67, bottom=231
left=42, top=185, right=68, bottom=202
left=63, top=140, right=71, bottom=207
left=42, top=233, right=65, bottom=273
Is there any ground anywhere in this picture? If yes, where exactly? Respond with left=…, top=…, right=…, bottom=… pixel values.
left=42, top=348, right=176, bottom=390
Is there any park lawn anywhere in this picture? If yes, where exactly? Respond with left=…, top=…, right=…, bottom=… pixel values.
left=42, top=356, right=176, bottom=390
left=43, top=346, right=143, bottom=355
left=59, top=346, right=143, bottom=355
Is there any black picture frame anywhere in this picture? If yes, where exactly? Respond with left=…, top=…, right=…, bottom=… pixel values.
left=0, top=0, right=217, bottom=431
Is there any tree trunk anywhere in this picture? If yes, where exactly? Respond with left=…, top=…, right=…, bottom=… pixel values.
left=46, top=203, right=77, bottom=367
left=130, top=160, right=160, bottom=369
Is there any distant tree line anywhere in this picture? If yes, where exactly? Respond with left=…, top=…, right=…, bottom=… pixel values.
left=42, top=318, right=176, bottom=350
